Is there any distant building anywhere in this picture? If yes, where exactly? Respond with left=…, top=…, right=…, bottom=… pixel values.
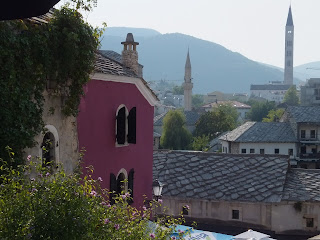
left=154, top=150, right=320, bottom=238
left=300, top=78, right=320, bottom=106
left=204, top=91, right=248, bottom=104
left=250, top=84, right=292, bottom=103
left=183, top=49, right=193, bottom=111
left=201, top=100, right=251, bottom=123
left=284, top=6, right=294, bottom=85
left=153, top=132, right=161, bottom=150
left=219, top=106, right=320, bottom=169
left=219, top=122, right=297, bottom=158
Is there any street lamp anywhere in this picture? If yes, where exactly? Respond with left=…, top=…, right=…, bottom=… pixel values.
left=152, top=179, right=165, bottom=200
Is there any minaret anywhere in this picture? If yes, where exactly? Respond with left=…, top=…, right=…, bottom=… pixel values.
left=183, top=49, right=193, bottom=111
left=284, top=6, right=294, bottom=85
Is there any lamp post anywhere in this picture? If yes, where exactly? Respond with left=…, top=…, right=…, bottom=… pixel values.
left=152, top=179, right=165, bottom=201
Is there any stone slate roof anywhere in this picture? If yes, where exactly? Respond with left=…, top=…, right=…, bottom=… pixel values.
left=153, top=150, right=289, bottom=202
left=287, top=106, right=320, bottom=123
left=153, top=132, right=161, bottom=137
left=250, top=85, right=291, bottom=91
left=154, top=111, right=200, bottom=126
left=99, top=50, right=143, bottom=67
left=282, top=169, right=320, bottom=201
left=95, top=53, right=137, bottom=77
left=202, top=101, right=251, bottom=109
left=219, top=122, right=297, bottom=143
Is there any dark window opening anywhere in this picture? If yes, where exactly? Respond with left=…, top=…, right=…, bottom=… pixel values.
left=301, top=146, right=306, bottom=154
left=260, top=149, right=265, bottom=154
left=116, top=107, right=126, bottom=144
left=127, top=107, right=136, bottom=144
left=128, top=169, right=134, bottom=205
left=232, top=210, right=239, bottom=220
left=306, top=218, right=314, bottom=228
left=110, top=173, right=117, bottom=205
left=42, top=132, right=55, bottom=169
left=250, top=149, right=255, bottom=154
left=116, top=173, right=126, bottom=194
left=241, top=149, right=246, bottom=154
left=288, top=149, right=293, bottom=156
left=275, top=149, right=279, bottom=154
left=311, top=130, right=316, bottom=139
left=301, top=130, right=306, bottom=139
left=182, top=206, right=189, bottom=215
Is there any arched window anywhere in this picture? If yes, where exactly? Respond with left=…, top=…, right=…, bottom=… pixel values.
left=116, top=105, right=136, bottom=146
left=110, top=168, right=134, bottom=205
left=42, top=132, right=55, bottom=168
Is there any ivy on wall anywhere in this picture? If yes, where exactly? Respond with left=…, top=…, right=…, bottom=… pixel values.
left=0, top=6, right=103, bottom=165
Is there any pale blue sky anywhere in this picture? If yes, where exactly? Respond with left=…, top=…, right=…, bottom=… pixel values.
left=56, top=0, right=320, bottom=68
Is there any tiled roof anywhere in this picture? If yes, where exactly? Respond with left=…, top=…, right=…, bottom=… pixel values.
left=250, top=85, right=291, bottom=91
left=286, top=106, right=320, bottom=123
left=153, top=111, right=200, bottom=126
left=99, top=50, right=143, bottom=67
left=153, top=150, right=289, bottom=203
left=219, top=122, right=297, bottom=143
left=202, top=101, right=251, bottom=109
left=95, top=53, right=137, bottom=77
left=153, top=132, right=161, bottom=137
left=27, top=9, right=54, bottom=24
left=282, top=169, right=320, bottom=201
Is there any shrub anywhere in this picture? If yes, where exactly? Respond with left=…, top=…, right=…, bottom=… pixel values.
left=0, top=154, right=185, bottom=239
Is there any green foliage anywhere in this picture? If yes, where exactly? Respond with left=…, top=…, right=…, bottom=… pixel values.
left=194, top=105, right=238, bottom=140
left=262, top=109, right=285, bottom=122
left=172, top=85, right=184, bottom=95
left=0, top=155, right=185, bottom=239
left=192, top=94, right=204, bottom=108
left=0, top=5, right=102, bottom=165
left=283, top=86, right=299, bottom=106
left=247, top=101, right=276, bottom=122
left=191, top=135, right=209, bottom=151
left=161, top=110, right=192, bottom=150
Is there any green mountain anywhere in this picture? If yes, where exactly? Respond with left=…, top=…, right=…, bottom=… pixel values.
left=100, top=27, right=304, bottom=94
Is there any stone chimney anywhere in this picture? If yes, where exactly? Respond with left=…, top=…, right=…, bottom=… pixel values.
left=121, top=33, right=142, bottom=77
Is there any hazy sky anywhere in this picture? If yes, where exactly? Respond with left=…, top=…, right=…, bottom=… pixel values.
left=56, top=0, right=320, bottom=68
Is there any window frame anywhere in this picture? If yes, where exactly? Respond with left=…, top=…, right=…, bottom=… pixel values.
left=241, top=149, right=246, bottom=154
left=250, top=149, right=255, bottom=154
left=260, top=149, right=265, bottom=154
left=274, top=148, right=280, bottom=154
left=301, top=130, right=306, bottom=139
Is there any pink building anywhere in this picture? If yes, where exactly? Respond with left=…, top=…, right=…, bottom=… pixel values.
left=77, top=33, right=158, bottom=207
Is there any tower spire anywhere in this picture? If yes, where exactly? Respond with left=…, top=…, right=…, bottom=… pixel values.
left=183, top=48, right=193, bottom=111
left=284, top=5, right=294, bottom=85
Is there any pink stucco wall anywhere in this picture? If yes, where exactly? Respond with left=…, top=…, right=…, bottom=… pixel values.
left=77, top=79, right=154, bottom=207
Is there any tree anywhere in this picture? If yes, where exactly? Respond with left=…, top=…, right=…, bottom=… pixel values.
left=194, top=105, right=238, bottom=140
left=262, top=109, right=285, bottom=122
left=191, top=135, right=209, bottom=151
left=192, top=94, right=204, bottom=108
left=172, top=85, right=184, bottom=95
left=247, top=101, right=276, bottom=122
left=283, top=86, right=299, bottom=106
left=0, top=3, right=103, bottom=165
left=160, top=110, right=192, bottom=150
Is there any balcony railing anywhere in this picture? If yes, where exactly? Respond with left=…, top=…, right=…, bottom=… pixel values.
left=299, top=153, right=320, bottom=159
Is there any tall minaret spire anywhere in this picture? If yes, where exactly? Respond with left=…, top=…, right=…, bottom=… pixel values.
left=284, top=5, right=294, bottom=85
left=183, top=48, right=193, bottom=111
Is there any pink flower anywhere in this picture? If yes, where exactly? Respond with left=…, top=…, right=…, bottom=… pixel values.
left=27, top=155, right=31, bottom=161
left=143, top=206, right=147, bottom=211
left=178, top=229, right=184, bottom=234
left=171, top=237, right=176, bottom=240
left=104, top=218, right=110, bottom=224
left=38, top=173, right=43, bottom=178
left=90, top=190, right=97, bottom=197
left=101, top=201, right=107, bottom=205
left=121, top=194, right=126, bottom=200
left=97, top=177, right=103, bottom=182
left=125, top=192, right=130, bottom=197
left=150, top=233, right=155, bottom=238
left=184, top=205, right=190, bottom=210
left=107, top=204, right=111, bottom=208
left=114, top=224, right=120, bottom=230
left=45, top=172, right=50, bottom=177
left=158, top=199, right=163, bottom=203
left=31, top=188, right=37, bottom=193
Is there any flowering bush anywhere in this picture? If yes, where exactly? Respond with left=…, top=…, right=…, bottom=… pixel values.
left=0, top=154, right=186, bottom=239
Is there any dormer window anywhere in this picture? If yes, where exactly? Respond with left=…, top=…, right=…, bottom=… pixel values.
left=116, top=105, right=136, bottom=146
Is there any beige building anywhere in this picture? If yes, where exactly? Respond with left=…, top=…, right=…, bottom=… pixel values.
left=153, top=150, right=320, bottom=238
left=300, top=78, right=320, bottom=106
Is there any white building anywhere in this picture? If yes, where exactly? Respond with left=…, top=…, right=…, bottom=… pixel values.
left=250, top=84, right=291, bottom=103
